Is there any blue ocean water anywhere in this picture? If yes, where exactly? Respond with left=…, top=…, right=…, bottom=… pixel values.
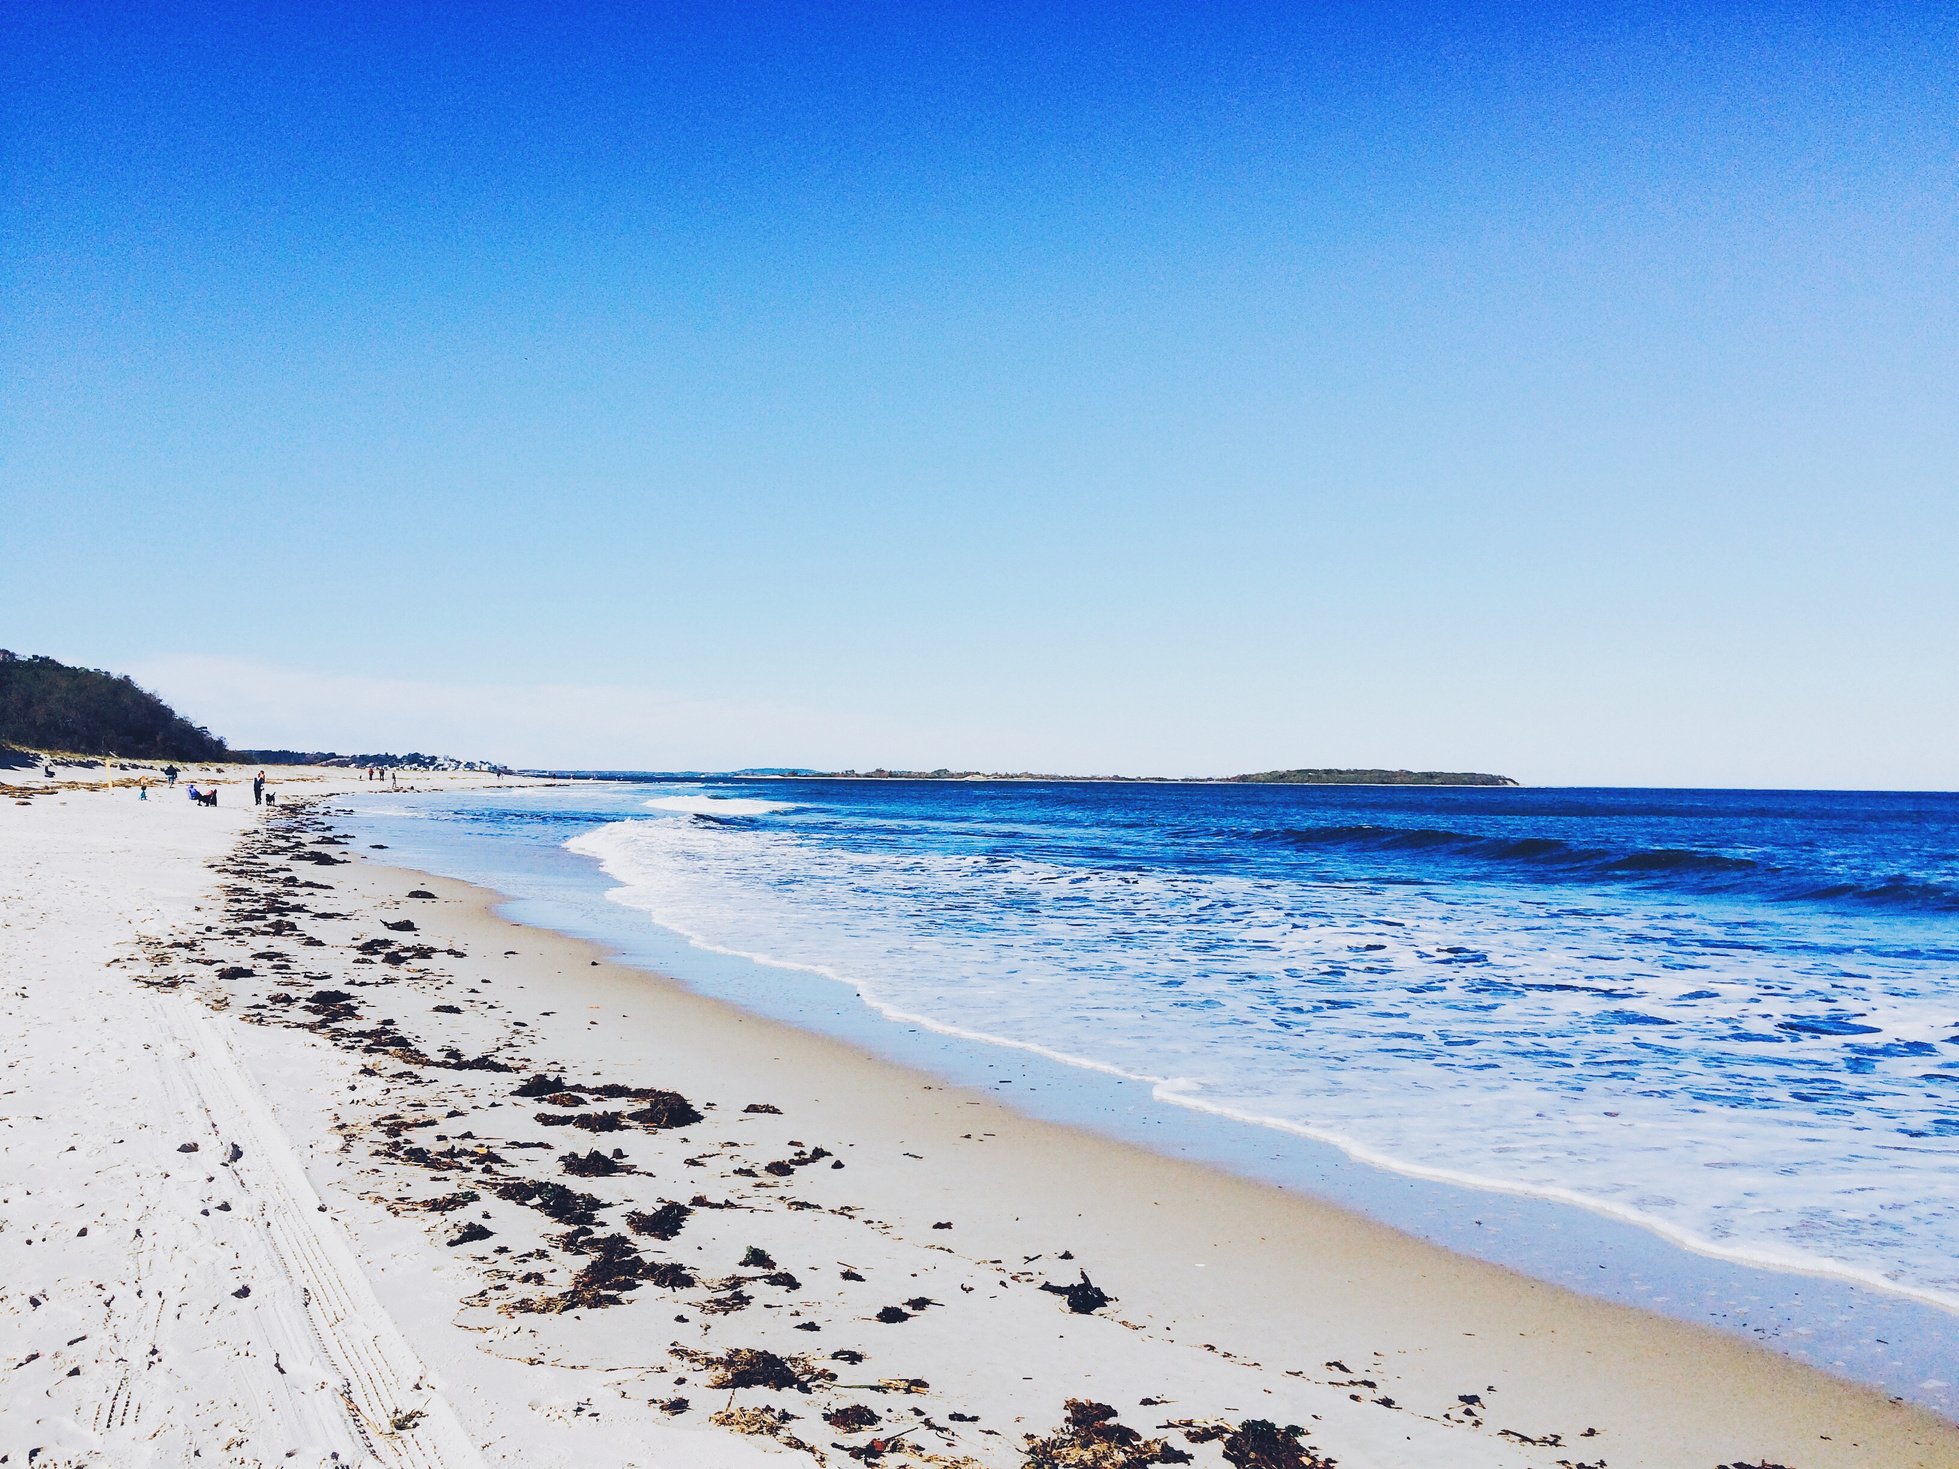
left=343, top=779, right=1959, bottom=1360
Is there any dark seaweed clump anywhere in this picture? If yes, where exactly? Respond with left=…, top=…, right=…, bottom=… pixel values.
left=1026, top=1401, right=1191, bottom=1469
left=1040, top=1270, right=1114, bottom=1314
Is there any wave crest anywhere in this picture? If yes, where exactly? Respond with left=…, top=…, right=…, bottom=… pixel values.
left=643, top=794, right=794, bottom=818
left=1258, top=823, right=1958, bottom=911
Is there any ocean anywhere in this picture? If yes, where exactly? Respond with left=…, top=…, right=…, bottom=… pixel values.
left=338, top=777, right=1959, bottom=1406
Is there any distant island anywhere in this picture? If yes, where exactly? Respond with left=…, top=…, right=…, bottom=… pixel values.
left=1228, top=767, right=1517, bottom=786
left=780, top=767, right=1519, bottom=787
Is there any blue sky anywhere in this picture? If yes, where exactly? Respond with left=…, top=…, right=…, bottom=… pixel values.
left=3, top=4, right=1955, bottom=784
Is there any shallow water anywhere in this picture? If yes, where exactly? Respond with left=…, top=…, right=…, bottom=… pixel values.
left=338, top=777, right=1959, bottom=1411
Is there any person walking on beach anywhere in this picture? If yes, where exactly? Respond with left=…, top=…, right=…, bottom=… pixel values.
left=253, top=770, right=265, bottom=805
left=164, top=764, right=178, bottom=787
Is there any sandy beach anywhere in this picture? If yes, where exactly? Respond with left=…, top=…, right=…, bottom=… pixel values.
left=4, top=772, right=1955, bottom=1468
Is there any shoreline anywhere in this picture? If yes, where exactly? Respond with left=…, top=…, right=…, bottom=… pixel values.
left=341, top=781, right=1959, bottom=1416
left=297, top=795, right=1959, bottom=1462
left=5, top=777, right=1956, bottom=1467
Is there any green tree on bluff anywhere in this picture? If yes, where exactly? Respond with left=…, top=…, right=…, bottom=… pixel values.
left=0, top=651, right=230, bottom=760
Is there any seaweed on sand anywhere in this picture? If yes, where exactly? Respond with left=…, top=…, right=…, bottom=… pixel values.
left=1040, top=1270, right=1114, bottom=1314
left=1219, top=1421, right=1334, bottom=1469
left=493, top=1177, right=605, bottom=1226
left=512, top=1075, right=703, bottom=1129
left=671, top=1345, right=835, bottom=1392
left=507, top=1231, right=692, bottom=1312
left=625, top=1200, right=692, bottom=1240
left=534, top=1110, right=629, bottom=1132
left=1024, top=1401, right=1191, bottom=1469
left=625, top=1090, right=704, bottom=1130
left=709, top=1405, right=813, bottom=1452
left=560, top=1148, right=626, bottom=1177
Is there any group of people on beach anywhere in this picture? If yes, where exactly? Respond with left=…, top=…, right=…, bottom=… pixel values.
left=128, top=767, right=273, bottom=807
left=364, top=766, right=398, bottom=787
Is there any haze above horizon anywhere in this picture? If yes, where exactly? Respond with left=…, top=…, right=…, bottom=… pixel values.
left=4, top=5, right=1954, bottom=787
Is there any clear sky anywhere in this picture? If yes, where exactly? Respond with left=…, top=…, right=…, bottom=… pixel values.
left=3, top=4, right=1954, bottom=785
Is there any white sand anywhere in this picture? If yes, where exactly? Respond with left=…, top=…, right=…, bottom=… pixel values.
left=4, top=772, right=1954, bottom=1469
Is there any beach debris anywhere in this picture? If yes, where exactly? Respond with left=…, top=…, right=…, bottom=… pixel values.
left=1497, top=1429, right=1563, bottom=1448
left=1025, top=1400, right=1192, bottom=1469
left=1040, top=1270, right=1114, bottom=1314
left=625, top=1201, right=692, bottom=1240
left=516, top=1075, right=703, bottom=1129
left=1158, top=1421, right=1226, bottom=1444
left=710, top=1404, right=813, bottom=1451
left=1219, top=1420, right=1331, bottom=1469
left=764, top=1143, right=834, bottom=1176
left=874, top=1305, right=912, bottom=1324
left=383, top=919, right=418, bottom=932
left=535, top=1109, right=630, bottom=1131
left=1163, top=1422, right=1331, bottom=1469
left=407, top=888, right=437, bottom=898
left=672, top=1344, right=834, bottom=1392
left=827, top=1404, right=882, bottom=1431
left=744, top=1102, right=783, bottom=1114
left=448, top=1222, right=494, bottom=1247
left=836, top=1430, right=918, bottom=1462
left=394, top=1189, right=480, bottom=1214
left=560, top=1148, right=627, bottom=1177
left=508, top=1232, right=683, bottom=1312
left=741, top=1245, right=777, bottom=1269
left=493, top=1178, right=605, bottom=1227
left=626, top=1091, right=704, bottom=1130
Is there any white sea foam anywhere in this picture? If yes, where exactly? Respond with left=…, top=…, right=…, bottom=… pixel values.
left=566, top=805, right=1959, bottom=1313
left=642, top=794, right=794, bottom=817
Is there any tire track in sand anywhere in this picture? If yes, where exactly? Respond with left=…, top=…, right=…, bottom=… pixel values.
left=157, top=994, right=486, bottom=1468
